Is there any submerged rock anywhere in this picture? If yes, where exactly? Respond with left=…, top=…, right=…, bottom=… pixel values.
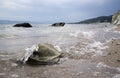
left=22, top=44, right=62, bottom=65
left=13, top=23, right=32, bottom=28
left=51, top=22, right=65, bottom=27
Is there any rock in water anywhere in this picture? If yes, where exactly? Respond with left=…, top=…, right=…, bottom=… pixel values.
left=23, top=44, right=62, bottom=65
left=51, top=22, right=65, bottom=27
left=13, top=23, right=32, bottom=28
left=112, top=10, right=120, bottom=25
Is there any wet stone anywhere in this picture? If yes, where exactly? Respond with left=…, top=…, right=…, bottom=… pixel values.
left=23, top=44, right=62, bottom=65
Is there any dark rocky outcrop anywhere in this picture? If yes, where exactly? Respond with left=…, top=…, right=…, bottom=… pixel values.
left=25, top=44, right=62, bottom=65
left=13, top=23, right=32, bottom=27
left=51, top=22, right=65, bottom=27
left=112, top=10, right=120, bottom=26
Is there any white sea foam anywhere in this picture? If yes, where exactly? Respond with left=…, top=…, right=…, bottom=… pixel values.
left=106, top=26, right=117, bottom=32
left=81, top=31, right=95, bottom=38
left=114, top=31, right=120, bottom=33
left=83, top=41, right=108, bottom=56
left=69, top=31, right=80, bottom=38
left=94, top=42, right=108, bottom=56
left=54, top=45, right=62, bottom=52
left=21, top=45, right=38, bottom=63
left=96, top=62, right=110, bottom=68
left=65, top=40, right=108, bottom=57
left=112, top=74, right=120, bottom=78
left=69, top=31, right=95, bottom=39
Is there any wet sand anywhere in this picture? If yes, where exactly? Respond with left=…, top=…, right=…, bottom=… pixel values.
left=0, top=58, right=114, bottom=78
left=102, top=26, right=120, bottom=67
left=104, top=38, right=120, bottom=67
left=1, top=38, right=120, bottom=78
left=91, top=25, right=120, bottom=67
left=91, top=38, right=120, bottom=67
left=115, top=25, right=120, bottom=31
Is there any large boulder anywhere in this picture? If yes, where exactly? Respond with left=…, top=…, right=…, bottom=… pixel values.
left=112, top=10, right=120, bottom=26
left=13, top=23, right=32, bottom=28
left=51, top=22, right=65, bottom=27
left=23, top=44, right=62, bottom=65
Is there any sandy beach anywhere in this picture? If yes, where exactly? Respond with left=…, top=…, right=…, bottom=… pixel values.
left=104, top=26, right=120, bottom=67
left=0, top=0, right=120, bottom=77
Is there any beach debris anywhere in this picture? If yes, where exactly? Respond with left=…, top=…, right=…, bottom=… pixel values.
left=22, top=44, right=62, bottom=65
left=13, top=23, right=32, bottom=28
left=51, top=22, right=65, bottom=27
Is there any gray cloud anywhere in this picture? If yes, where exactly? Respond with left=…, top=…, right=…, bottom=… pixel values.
left=1, top=0, right=112, bottom=10
left=0, top=0, right=119, bottom=23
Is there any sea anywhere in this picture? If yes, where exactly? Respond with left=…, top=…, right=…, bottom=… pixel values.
left=0, top=23, right=120, bottom=78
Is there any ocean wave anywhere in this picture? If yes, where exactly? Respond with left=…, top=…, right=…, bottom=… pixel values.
left=69, top=31, right=95, bottom=39
left=62, top=40, right=109, bottom=59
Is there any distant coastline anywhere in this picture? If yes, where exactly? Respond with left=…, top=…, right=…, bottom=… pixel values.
left=0, top=15, right=114, bottom=24
left=69, top=15, right=112, bottom=24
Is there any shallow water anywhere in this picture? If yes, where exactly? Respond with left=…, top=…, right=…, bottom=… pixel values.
left=0, top=23, right=120, bottom=78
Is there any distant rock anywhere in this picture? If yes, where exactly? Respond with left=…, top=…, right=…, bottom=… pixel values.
left=71, top=15, right=112, bottom=24
left=51, top=22, right=65, bottom=27
left=13, top=23, right=32, bottom=28
left=25, top=44, right=62, bottom=65
left=112, top=10, right=120, bottom=26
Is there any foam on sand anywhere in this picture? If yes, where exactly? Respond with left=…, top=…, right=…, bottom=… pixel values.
left=81, top=41, right=108, bottom=56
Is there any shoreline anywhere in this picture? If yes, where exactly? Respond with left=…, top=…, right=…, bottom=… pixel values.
left=91, top=25, right=120, bottom=67
left=104, top=25, right=120, bottom=67
left=0, top=24, right=120, bottom=78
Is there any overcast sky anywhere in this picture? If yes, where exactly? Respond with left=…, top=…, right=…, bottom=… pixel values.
left=0, top=0, right=120, bottom=23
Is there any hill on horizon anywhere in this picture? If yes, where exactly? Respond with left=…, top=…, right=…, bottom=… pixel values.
left=70, top=15, right=113, bottom=24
